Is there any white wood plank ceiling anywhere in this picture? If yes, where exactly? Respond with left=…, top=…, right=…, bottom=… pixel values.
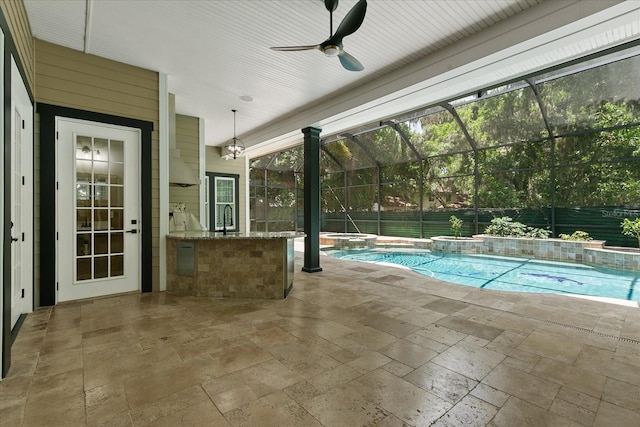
left=24, top=0, right=640, bottom=155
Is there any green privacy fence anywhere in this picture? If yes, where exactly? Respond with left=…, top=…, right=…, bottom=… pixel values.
left=555, top=207, right=639, bottom=247
left=319, top=206, right=638, bottom=247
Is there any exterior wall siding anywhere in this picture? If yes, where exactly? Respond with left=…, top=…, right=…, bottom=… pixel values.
left=0, top=0, right=34, bottom=92
left=205, top=146, right=247, bottom=233
left=34, top=39, right=161, bottom=291
left=170, top=114, right=200, bottom=220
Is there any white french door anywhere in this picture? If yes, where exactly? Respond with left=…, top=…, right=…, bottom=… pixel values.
left=10, top=57, right=33, bottom=329
left=56, top=118, right=141, bottom=302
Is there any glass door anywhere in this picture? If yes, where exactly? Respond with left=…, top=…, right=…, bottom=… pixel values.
left=75, top=136, right=125, bottom=281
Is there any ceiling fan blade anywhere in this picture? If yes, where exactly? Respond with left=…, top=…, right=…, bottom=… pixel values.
left=324, top=0, right=339, bottom=12
left=270, top=45, right=319, bottom=52
left=333, top=0, right=367, bottom=41
left=338, top=50, right=364, bottom=71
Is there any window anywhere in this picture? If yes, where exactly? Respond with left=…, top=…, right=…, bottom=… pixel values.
left=208, top=173, right=239, bottom=232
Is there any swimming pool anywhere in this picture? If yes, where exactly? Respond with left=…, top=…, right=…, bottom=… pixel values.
left=325, top=248, right=640, bottom=303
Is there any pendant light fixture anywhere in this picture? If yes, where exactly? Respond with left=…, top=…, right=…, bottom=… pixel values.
left=224, top=109, right=245, bottom=159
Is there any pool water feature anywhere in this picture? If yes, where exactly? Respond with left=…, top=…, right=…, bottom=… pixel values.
left=320, top=233, right=378, bottom=249
left=325, top=248, right=640, bottom=303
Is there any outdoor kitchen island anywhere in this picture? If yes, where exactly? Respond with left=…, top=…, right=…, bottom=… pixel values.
left=167, top=231, right=304, bottom=299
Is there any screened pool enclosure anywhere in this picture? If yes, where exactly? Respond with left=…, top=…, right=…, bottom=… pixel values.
left=250, top=45, right=640, bottom=248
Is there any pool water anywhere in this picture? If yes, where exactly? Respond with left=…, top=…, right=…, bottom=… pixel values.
left=325, top=248, right=640, bottom=302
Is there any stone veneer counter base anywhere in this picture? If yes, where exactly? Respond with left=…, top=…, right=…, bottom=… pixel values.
left=167, top=232, right=304, bottom=299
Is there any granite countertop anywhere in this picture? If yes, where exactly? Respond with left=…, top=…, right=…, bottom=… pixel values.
left=167, top=231, right=305, bottom=240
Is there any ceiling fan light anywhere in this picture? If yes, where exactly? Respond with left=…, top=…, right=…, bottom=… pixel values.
left=323, top=45, right=340, bottom=57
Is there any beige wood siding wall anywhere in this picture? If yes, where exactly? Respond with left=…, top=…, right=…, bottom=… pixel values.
left=0, top=0, right=35, bottom=92
left=34, top=39, right=162, bottom=290
left=170, top=114, right=200, bottom=219
left=205, top=147, right=247, bottom=233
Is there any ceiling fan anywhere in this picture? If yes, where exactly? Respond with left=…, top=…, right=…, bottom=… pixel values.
left=270, top=0, right=368, bottom=71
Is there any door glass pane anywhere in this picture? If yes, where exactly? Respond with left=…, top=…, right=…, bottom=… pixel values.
left=77, top=209, right=92, bottom=230
left=76, top=136, right=93, bottom=158
left=94, top=138, right=109, bottom=161
left=110, top=140, right=124, bottom=162
left=95, top=257, right=108, bottom=279
left=76, top=184, right=91, bottom=206
left=94, top=209, right=109, bottom=231
left=111, top=209, right=124, bottom=230
left=111, top=187, right=124, bottom=207
left=74, top=134, right=128, bottom=281
left=111, top=233, right=124, bottom=253
left=111, top=255, right=124, bottom=276
left=95, top=233, right=108, bottom=255
left=77, top=234, right=92, bottom=256
left=77, top=259, right=92, bottom=281
left=95, top=185, right=108, bottom=207
left=76, top=160, right=92, bottom=182
left=110, top=163, right=124, bottom=185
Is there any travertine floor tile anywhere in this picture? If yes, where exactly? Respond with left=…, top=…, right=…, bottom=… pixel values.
left=303, top=383, right=390, bottom=427
left=362, top=313, right=420, bottom=338
left=601, top=377, right=640, bottom=412
left=432, top=395, right=498, bottom=427
left=307, top=364, right=361, bottom=393
left=22, top=393, right=86, bottom=427
left=347, top=351, right=393, bottom=373
left=532, top=357, right=606, bottom=398
left=489, top=397, right=582, bottom=427
left=404, top=361, right=478, bottom=404
left=337, top=325, right=399, bottom=350
left=124, top=356, right=224, bottom=408
left=414, top=324, right=467, bottom=346
left=436, top=316, right=504, bottom=341
left=432, top=341, right=505, bottom=381
left=482, top=364, right=561, bottom=409
left=549, top=396, right=596, bottom=426
left=517, top=330, right=585, bottom=364
left=201, top=359, right=302, bottom=403
left=129, top=385, right=213, bottom=426
left=149, top=399, right=229, bottom=427
left=379, top=339, right=438, bottom=368
left=85, top=382, right=130, bottom=425
left=224, top=391, right=322, bottom=427
left=351, top=368, right=452, bottom=425
left=593, top=401, right=640, bottom=427
left=3, top=247, right=639, bottom=426
left=575, top=344, right=640, bottom=386
left=470, top=383, right=510, bottom=408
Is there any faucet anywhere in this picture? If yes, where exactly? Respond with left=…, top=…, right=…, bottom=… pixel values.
left=222, top=204, right=233, bottom=235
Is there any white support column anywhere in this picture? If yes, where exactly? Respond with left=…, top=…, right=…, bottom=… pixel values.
left=244, top=154, right=250, bottom=233
left=199, top=117, right=206, bottom=227
left=159, top=74, right=169, bottom=291
left=0, top=27, right=4, bottom=378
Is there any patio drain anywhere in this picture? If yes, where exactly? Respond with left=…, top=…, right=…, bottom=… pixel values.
left=509, top=312, right=640, bottom=345
left=437, top=295, right=640, bottom=346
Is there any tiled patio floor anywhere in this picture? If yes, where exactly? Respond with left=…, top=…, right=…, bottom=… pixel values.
left=1, top=248, right=639, bottom=426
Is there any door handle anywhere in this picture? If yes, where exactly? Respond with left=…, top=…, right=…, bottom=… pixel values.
left=11, top=237, right=19, bottom=242
left=126, top=229, right=138, bottom=234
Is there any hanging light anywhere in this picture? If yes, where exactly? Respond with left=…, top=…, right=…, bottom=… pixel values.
left=224, top=109, right=245, bottom=159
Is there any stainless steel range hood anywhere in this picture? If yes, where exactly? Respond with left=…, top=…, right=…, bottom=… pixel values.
left=168, top=94, right=199, bottom=187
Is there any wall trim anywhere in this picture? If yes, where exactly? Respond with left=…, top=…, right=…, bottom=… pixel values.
left=36, top=103, right=154, bottom=307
